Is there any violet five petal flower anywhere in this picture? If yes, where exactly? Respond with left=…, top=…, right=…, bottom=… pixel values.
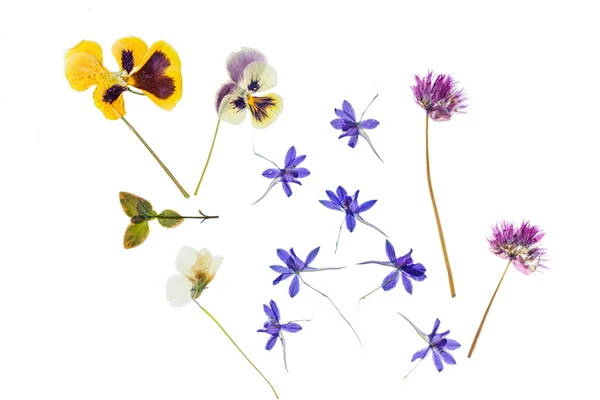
left=254, top=146, right=310, bottom=204
left=330, top=96, right=383, bottom=161
left=488, top=220, right=548, bottom=275
left=358, top=240, right=426, bottom=297
left=270, top=247, right=322, bottom=298
left=411, top=71, right=467, bottom=122
left=319, top=185, right=387, bottom=252
left=257, top=300, right=302, bottom=371
left=398, top=313, right=461, bottom=376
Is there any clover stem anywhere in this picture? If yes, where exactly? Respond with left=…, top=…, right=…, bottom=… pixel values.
left=299, top=276, right=363, bottom=350
left=120, top=117, right=190, bottom=199
left=425, top=113, right=456, bottom=297
left=194, top=119, right=221, bottom=196
left=193, top=300, right=279, bottom=398
left=468, top=260, right=512, bottom=358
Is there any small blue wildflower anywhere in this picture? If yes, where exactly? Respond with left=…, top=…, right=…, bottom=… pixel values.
left=254, top=145, right=310, bottom=204
left=257, top=300, right=302, bottom=371
left=330, top=95, right=383, bottom=161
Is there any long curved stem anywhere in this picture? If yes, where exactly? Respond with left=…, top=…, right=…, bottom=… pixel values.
left=425, top=113, right=455, bottom=297
left=121, top=117, right=190, bottom=199
left=468, top=260, right=512, bottom=358
left=193, top=300, right=279, bottom=398
left=194, top=119, right=221, bottom=196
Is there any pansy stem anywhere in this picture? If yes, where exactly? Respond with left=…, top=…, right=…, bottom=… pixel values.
left=468, top=260, right=512, bottom=358
left=194, top=119, right=221, bottom=196
left=425, top=113, right=456, bottom=297
left=193, top=300, right=279, bottom=398
left=120, top=117, right=190, bottom=199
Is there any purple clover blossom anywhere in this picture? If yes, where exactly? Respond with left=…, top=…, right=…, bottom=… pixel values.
left=254, top=146, right=310, bottom=204
left=488, top=221, right=548, bottom=275
left=398, top=313, right=461, bottom=376
left=411, top=71, right=467, bottom=121
left=358, top=240, right=426, bottom=300
left=330, top=95, right=383, bottom=161
left=257, top=300, right=302, bottom=371
left=319, top=186, right=387, bottom=252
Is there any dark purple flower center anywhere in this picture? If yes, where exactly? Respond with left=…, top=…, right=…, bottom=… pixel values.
left=232, top=96, right=246, bottom=111
left=102, top=84, right=126, bottom=104
left=130, top=51, right=175, bottom=100
left=121, top=50, right=135, bottom=73
left=248, top=78, right=260, bottom=92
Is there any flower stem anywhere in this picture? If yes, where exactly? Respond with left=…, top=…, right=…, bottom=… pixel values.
left=194, top=119, right=221, bottom=196
left=425, top=113, right=456, bottom=297
left=403, top=355, right=424, bottom=380
left=193, top=300, right=279, bottom=398
left=120, top=117, right=190, bottom=199
left=468, top=260, right=512, bottom=358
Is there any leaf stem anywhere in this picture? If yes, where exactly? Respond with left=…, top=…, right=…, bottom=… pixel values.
left=425, top=113, right=455, bottom=297
left=121, top=117, right=189, bottom=199
left=468, top=260, right=512, bottom=358
left=193, top=300, right=279, bottom=398
left=195, top=119, right=221, bottom=196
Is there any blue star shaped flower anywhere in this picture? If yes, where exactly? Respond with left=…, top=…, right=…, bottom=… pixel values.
left=254, top=145, right=310, bottom=204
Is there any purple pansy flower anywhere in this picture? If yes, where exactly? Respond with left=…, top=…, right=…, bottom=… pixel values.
left=488, top=220, right=547, bottom=275
left=411, top=71, right=467, bottom=121
left=358, top=240, right=426, bottom=298
left=319, top=185, right=387, bottom=252
left=330, top=95, right=383, bottom=161
left=253, top=146, right=310, bottom=204
left=398, top=313, right=461, bottom=376
left=257, top=300, right=302, bottom=371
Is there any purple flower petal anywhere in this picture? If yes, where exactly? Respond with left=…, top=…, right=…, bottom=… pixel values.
left=289, top=275, right=300, bottom=298
left=411, top=347, right=430, bottom=361
left=345, top=213, right=356, bottom=232
left=432, top=351, right=444, bottom=371
left=326, top=190, right=342, bottom=206
left=292, top=155, right=306, bottom=166
left=273, top=273, right=291, bottom=285
left=284, top=146, right=296, bottom=168
left=262, top=168, right=281, bottom=179
left=348, top=134, right=359, bottom=148
left=263, top=303, right=276, bottom=320
left=382, top=270, right=399, bottom=291
left=334, top=108, right=353, bottom=121
left=430, top=318, right=441, bottom=337
left=319, top=200, right=340, bottom=210
left=281, top=322, right=302, bottom=333
left=331, top=119, right=346, bottom=130
left=358, top=199, right=377, bottom=213
left=215, top=81, right=237, bottom=113
left=342, top=100, right=356, bottom=120
left=394, top=249, right=414, bottom=267
left=226, top=47, right=266, bottom=84
left=282, top=180, right=292, bottom=197
left=277, top=249, right=290, bottom=263
left=385, top=240, right=396, bottom=263
left=269, top=265, right=290, bottom=274
left=439, top=349, right=456, bottom=365
left=359, top=119, right=379, bottom=129
left=269, top=300, right=280, bottom=322
left=336, top=186, right=348, bottom=201
left=444, top=339, right=461, bottom=351
left=305, top=247, right=320, bottom=266
left=295, top=168, right=310, bottom=178
left=403, top=264, right=427, bottom=281
left=265, top=334, right=278, bottom=350
left=401, top=273, right=413, bottom=294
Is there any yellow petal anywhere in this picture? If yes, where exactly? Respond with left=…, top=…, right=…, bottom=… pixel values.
left=129, top=40, right=182, bottom=111
left=248, top=93, right=283, bottom=128
left=93, top=75, right=127, bottom=120
left=65, top=52, right=107, bottom=91
left=111, top=36, right=148, bottom=74
left=65, top=40, right=103, bottom=63
left=217, top=93, right=247, bottom=125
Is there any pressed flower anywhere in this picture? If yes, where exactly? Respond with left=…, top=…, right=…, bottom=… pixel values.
left=269, top=246, right=361, bottom=347
left=253, top=145, right=310, bottom=204
left=330, top=95, right=383, bottom=161
left=398, top=313, right=461, bottom=377
left=468, top=221, right=547, bottom=358
left=65, top=37, right=188, bottom=198
left=257, top=300, right=303, bottom=371
left=357, top=240, right=426, bottom=302
left=167, top=247, right=278, bottom=398
left=319, top=185, right=387, bottom=253
left=411, top=71, right=468, bottom=297
left=194, top=48, right=283, bottom=196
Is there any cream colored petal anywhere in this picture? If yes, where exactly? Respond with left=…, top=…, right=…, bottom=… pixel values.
left=210, top=255, right=224, bottom=279
left=166, top=275, right=193, bottom=307
left=241, top=62, right=278, bottom=93
left=248, top=93, right=283, bottom=129
left=175, top=246, right=198, bottom=276
left=218, top=93, right=247, bottom=125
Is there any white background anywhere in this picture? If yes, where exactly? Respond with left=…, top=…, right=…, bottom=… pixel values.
left=1, top=1, right=598, bottom=399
